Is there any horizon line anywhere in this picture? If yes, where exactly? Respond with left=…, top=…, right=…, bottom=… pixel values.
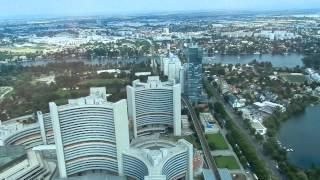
left=0, top=8, right=319, bottom=21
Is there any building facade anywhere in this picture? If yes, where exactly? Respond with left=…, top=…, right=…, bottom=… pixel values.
left=184, top=46, right=207, bottom=103
left=127, top=76, right=181, bottom=137
left=50, top=87, right=130, bottom=178
left=161, top=55, right=182, bottom=82
left=0, top=85, right=193, bottom=180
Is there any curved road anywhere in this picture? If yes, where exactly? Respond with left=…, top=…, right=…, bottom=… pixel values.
left=182, top=95, right=221, bottom=180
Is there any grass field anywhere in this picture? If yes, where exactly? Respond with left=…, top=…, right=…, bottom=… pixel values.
left=206, top=133, right=229, bottom=150
left=214, top=155, right=240, bottom=170
left=280, top=74, right=307, bottom=83
left=78, top=78, right=128, bottom=87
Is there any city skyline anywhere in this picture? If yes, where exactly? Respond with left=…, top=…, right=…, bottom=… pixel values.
left=1, top=0, right=320, bottom=19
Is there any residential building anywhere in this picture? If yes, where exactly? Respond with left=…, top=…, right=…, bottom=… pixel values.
left=226, top=93, right=246, bottom=109
left=254, top=101, right=286, bottom=114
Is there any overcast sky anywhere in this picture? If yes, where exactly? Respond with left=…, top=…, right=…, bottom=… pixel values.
left=0, top=0, right=320, bottom=18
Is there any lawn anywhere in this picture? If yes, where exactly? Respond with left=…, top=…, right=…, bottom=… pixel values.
left=214, top=155, right=240, bottom=170
left=206, top=133, right=229, bottom=150
left=280, top=74, right=307, bottom=84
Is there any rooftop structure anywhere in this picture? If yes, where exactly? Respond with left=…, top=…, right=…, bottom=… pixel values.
left=254, top=101, right=286, bottom=114
left=199, top=113, right=219, bottom=134
left=202, top=168, right=232, bottom=180
left=251, top=121, right=267, bottom=135
left=226, top=93, right=246, bottom=109
left=123, top=139, right=193, bottom=180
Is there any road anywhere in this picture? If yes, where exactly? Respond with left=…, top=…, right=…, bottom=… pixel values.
left=182, top=95, right=221, bottom=180
left=0, top=87, right=13, bottom=102
left=209, top=86, right=283, bottom=179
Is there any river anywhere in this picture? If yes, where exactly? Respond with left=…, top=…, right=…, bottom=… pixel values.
left=203, top=53, right=304, bottom=68
left=13, top=53, right=304, bottom=68
left=277, top=105, right=320, bottom=169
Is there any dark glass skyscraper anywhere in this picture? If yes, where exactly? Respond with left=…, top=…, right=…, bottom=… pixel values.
left=184, top=46, right=207, bottom=103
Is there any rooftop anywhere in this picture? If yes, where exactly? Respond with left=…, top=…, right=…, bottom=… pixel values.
left=123, top=139, right=191, bottom=176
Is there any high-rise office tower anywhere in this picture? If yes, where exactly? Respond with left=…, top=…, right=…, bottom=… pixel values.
left=184, top=46, right=207, bottom=103
left=127, top=76, right=181, bottom=137
left=161, top=55, right=182, bottom=82
left=50, top=87, right=130, bottom=178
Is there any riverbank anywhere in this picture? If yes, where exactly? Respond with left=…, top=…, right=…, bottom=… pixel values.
left=263, top=96, right=320, bottom=179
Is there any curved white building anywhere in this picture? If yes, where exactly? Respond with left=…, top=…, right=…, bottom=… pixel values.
left=127, top=76, right=181, bottom=137
left=0, top=114, right=45, bottom=150
left=0, top=112, right=54, bottom=150
left=123, top=139, right=193, bottom=180
left=50, top=87, right=130, bottom=178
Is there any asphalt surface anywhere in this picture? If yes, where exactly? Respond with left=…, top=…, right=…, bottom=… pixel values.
left=182, top=95, right=221, bottom=180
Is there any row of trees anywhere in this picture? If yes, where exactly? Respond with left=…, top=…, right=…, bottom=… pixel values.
left=0, top=61, right=154, bottom=121
left=213, top=102, right=271, bottom=180
left=302, top=54, right=320, bottom=70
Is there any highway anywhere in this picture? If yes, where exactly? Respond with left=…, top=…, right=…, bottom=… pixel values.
left=182, top=95, right=221, bottom=180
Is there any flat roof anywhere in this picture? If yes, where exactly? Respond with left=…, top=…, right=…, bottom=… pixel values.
left=0, top=145, right=26, bottom=168
left=203, top=169, right=215, bottom=180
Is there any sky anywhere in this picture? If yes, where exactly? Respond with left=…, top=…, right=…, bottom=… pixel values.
left=0, top=0, right=320, bottom=18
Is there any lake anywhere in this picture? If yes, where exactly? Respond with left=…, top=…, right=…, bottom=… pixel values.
left=203, top=53, right=304, bottom=68
left=277, top=105, right=320, bottom=169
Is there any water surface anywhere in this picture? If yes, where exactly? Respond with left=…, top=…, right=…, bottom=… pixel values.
left=278, top=105, right=320, bottom=169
